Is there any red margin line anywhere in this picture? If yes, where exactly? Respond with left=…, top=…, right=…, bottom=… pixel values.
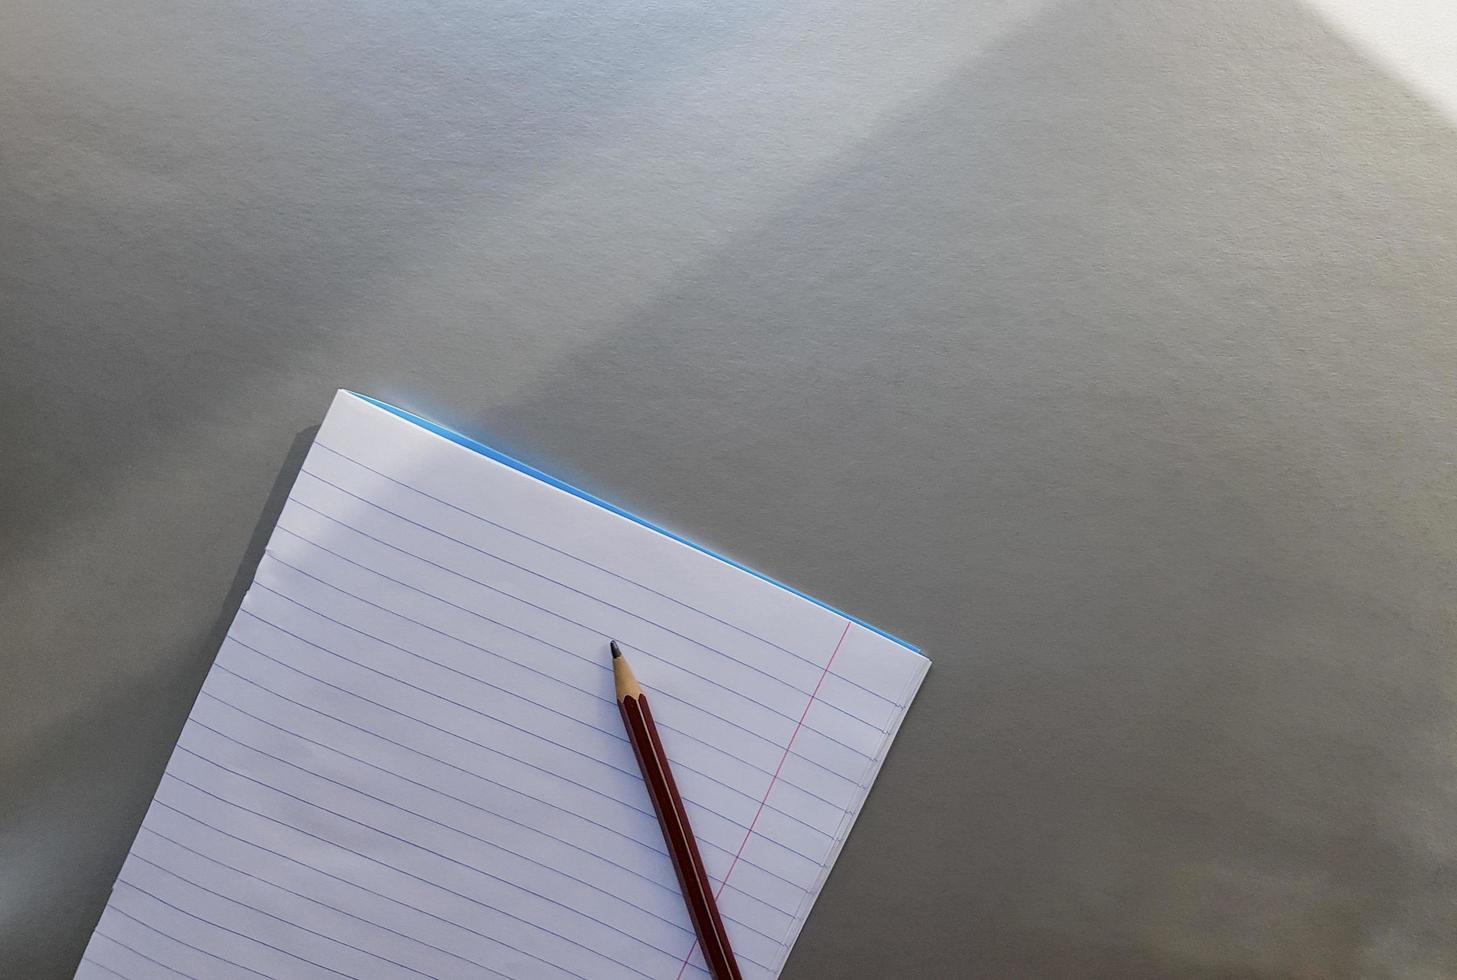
left=676, top=620, right=853, bottom=979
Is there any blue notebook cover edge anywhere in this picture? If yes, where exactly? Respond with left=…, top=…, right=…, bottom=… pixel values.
left=347, top=391, right=922, bottom=655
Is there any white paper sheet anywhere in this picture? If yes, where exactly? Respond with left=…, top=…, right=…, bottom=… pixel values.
left=76, top=391, right=929, bottom=980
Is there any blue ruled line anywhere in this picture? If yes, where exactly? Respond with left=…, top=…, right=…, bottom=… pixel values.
left=204, top=658, right=802, bottom=920
left=169, top=744, right=689, bottom=979
left=233, top=605, right=829, bottom=872
left=343, top=393, right=919, bottom=656
left=137, top=825, right=513, bottom=978
left=252, top=554, right=857, bottom=810
left=266, top=520, right=874, bottom=770
left=219, top=633, right=816, bottom=894
left=127, top=854, right=442, bottom=979
left=179, top=714, right=776, bottom=972
left=293, top=465, right=892, bottom=735
left=149, top=787, right=606, bottom=979
left=91, top=928, right=195, bottom=979
left=107, top=902, right=273, bottom=979
left=196, top=687, right=792, bottom=937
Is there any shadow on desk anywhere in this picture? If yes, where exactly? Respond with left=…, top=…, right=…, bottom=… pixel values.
left=0, top=426, right=317, bottom=979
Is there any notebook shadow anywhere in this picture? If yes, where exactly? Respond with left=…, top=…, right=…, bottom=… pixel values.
left=0, top=425, right=317, bottom=979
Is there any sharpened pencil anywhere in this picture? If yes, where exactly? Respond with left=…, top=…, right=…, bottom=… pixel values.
left=612, top=640, right=743, bottom=980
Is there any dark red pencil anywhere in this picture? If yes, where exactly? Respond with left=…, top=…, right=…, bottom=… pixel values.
left=612, top=641, right=743, bottom=980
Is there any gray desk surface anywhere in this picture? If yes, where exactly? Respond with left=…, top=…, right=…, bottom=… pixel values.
left=4, top=0, right=1456, bottom=976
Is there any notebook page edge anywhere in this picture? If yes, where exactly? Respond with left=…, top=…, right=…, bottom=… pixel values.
left=772, top=651, right=931, bottom=975
left=342, top=390, right=925, bottom=662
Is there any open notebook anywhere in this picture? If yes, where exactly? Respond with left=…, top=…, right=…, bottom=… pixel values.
left=77, top=391, right=930, bottom=980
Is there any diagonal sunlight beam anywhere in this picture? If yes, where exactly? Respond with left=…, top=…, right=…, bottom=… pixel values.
left=1299, top=0, right=1457, bottom=122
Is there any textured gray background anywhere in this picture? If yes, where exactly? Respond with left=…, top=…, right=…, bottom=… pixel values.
left=4, top=0, right=1456, bottom=976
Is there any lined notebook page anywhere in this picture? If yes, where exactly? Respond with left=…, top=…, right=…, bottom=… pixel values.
left=77, top=390, right=930, bottom=980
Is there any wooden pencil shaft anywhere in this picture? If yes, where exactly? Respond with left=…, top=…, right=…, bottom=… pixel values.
left=614, top=648, right=742, bottom=980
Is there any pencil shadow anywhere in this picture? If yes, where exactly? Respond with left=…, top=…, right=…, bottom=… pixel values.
left=0, top=426, right=315, bottom=977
